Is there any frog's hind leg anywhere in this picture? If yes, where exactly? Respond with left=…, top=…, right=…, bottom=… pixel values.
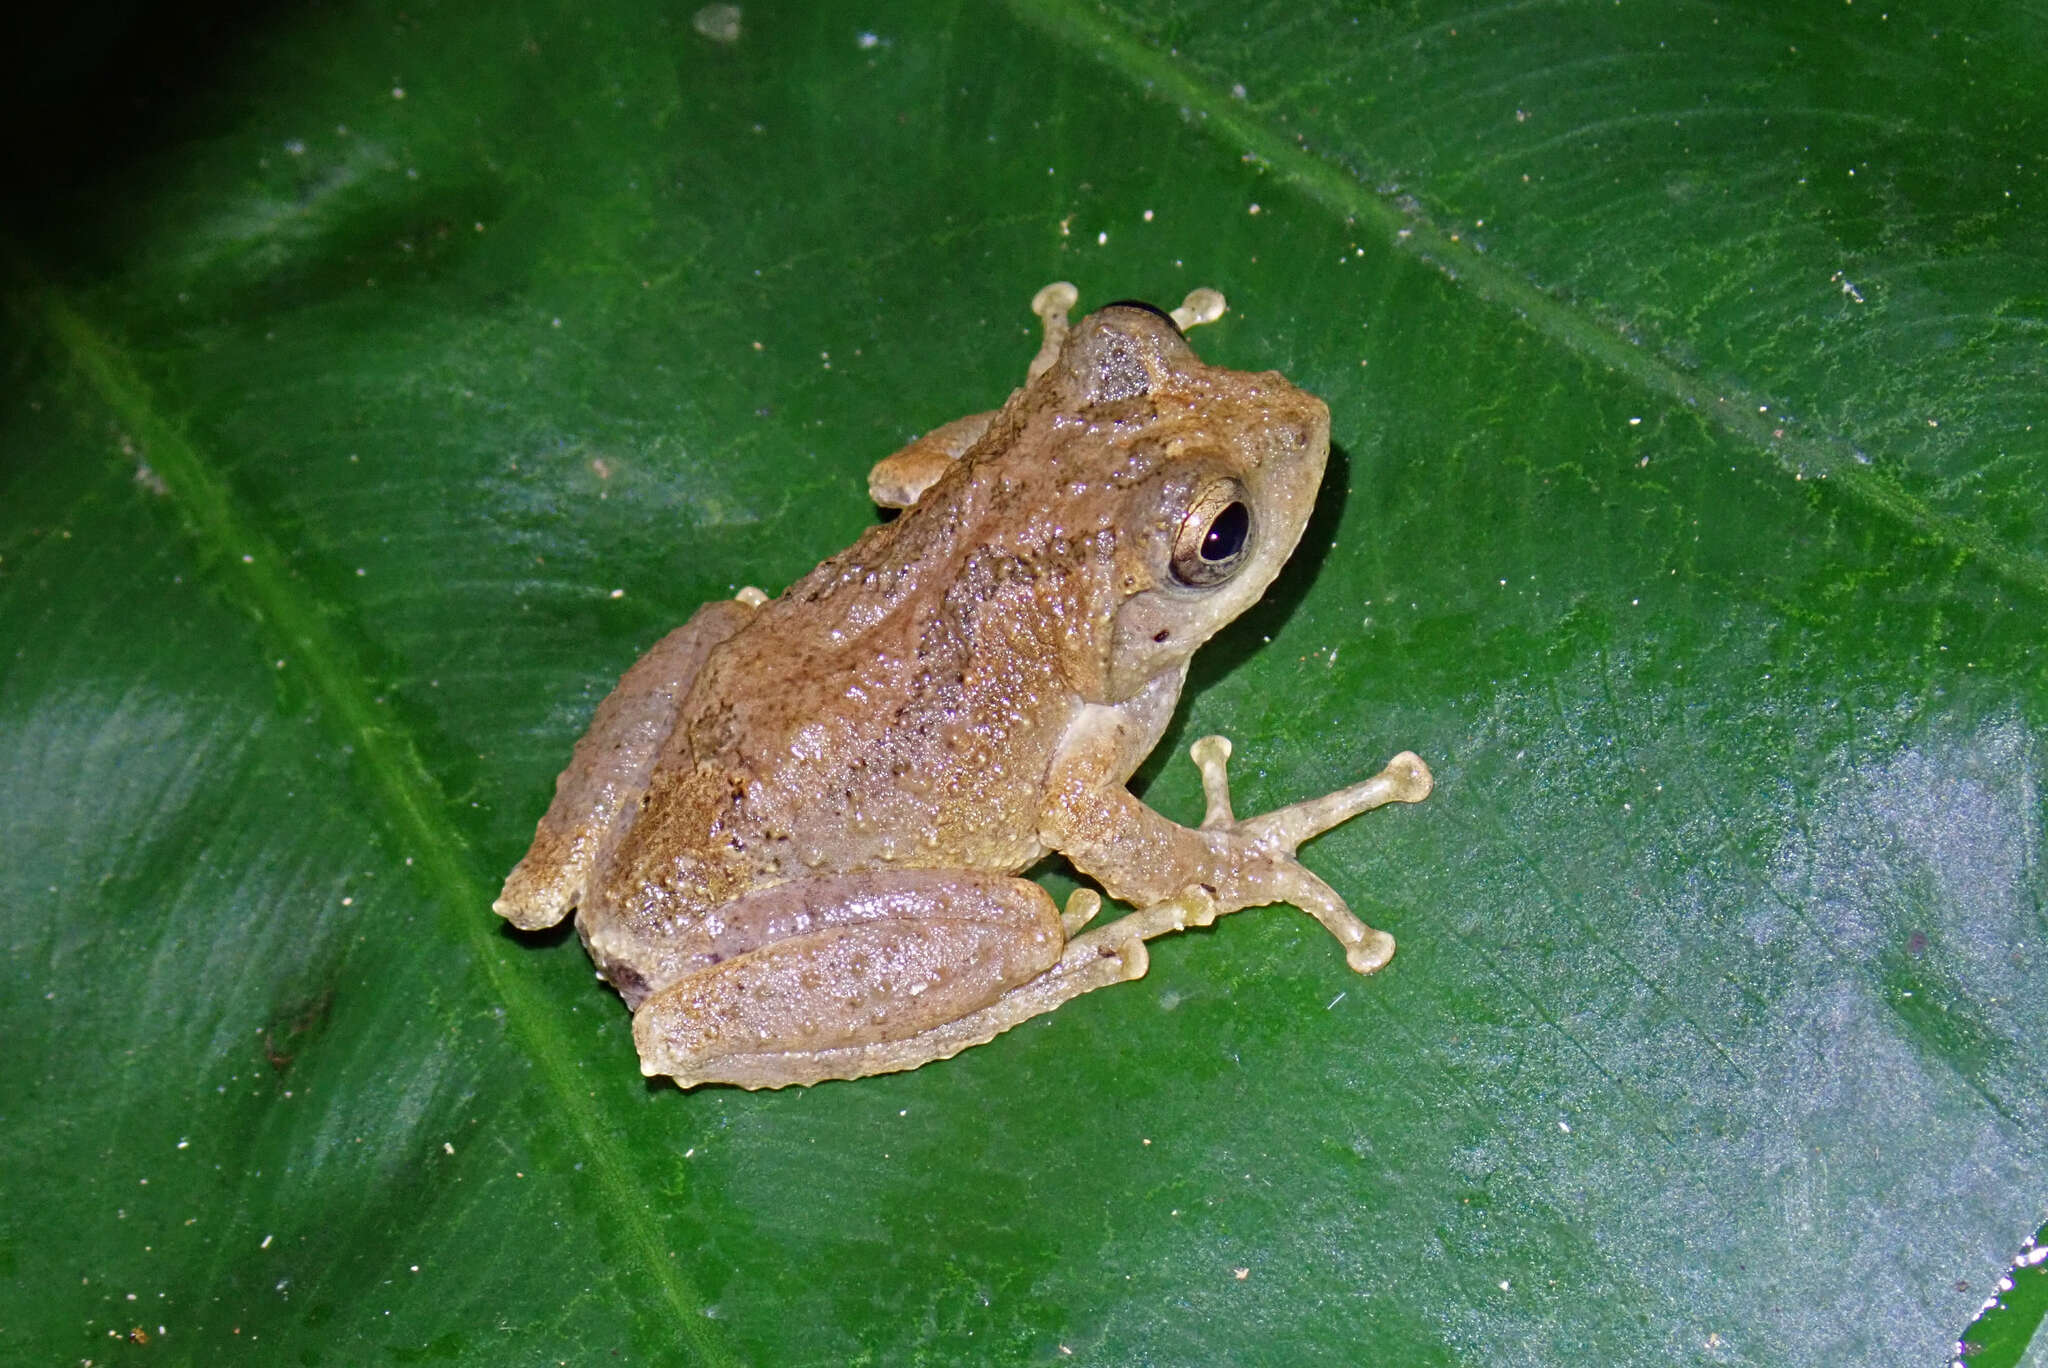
left=638, top=934, right=1148, bottom=1091
left=493, top=593, right=758, bottom=931
left=630, top=873, right=1075, bottom=1089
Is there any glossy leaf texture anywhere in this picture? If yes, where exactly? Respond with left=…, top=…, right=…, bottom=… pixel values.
left=3, top=1, right=2043, bottom=1363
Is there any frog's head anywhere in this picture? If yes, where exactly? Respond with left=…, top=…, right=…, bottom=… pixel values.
left=1037, top=302, right=1332, bottom=701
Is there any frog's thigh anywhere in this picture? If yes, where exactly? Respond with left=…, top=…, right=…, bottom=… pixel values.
left=494, top=595, right=757, bottom=931
left=632, top=873, right=1066, bottom=1089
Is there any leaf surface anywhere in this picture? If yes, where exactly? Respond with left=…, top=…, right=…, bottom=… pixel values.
left=3, top=1, right=2043, bottom=1363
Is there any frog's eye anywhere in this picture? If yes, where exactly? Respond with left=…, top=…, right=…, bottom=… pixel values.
left=1170, top=479, right=1254, bottom=587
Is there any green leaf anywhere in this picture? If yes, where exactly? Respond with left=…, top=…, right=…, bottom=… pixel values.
left=1960, top=1221, right=2048, bottom=1368
left=5, top=0, right=2043, bottom=1363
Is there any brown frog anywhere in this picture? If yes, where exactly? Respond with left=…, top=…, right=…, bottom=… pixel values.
left=494, top=283, right=1431, bottom=1089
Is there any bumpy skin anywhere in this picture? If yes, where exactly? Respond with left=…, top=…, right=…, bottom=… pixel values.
left=494, top=286, right=1431, bottom=1089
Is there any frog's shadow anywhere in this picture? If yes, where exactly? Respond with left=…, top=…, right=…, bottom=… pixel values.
left=1127, top=436, right=1353, bottom=798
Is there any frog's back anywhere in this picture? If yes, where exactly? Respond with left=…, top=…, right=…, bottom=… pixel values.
left=584, top=488, right=1102, bottom=977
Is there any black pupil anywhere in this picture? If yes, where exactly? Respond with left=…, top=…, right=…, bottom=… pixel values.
left=1201, top=501, right=1250, bottom=562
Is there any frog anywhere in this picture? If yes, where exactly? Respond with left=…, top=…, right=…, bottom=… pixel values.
left=493, top=282, right=1432, bottom=1090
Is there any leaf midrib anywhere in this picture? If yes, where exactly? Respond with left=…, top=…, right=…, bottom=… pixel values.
left=18, top=262, right=739, bottom=1368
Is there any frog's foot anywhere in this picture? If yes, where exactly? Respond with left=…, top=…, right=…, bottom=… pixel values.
left=1073, top=736, right=1430, bottom=975
left=1202, top=734, right=1430, bottom=972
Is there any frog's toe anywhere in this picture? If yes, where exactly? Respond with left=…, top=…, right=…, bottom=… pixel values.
left=1238, top=750, right=1434, bottom=852
left=1113, top=934, right=1149, bottom=982
left=1344, top=926, right=1397, bottom=975
left=1170, top=287, right=1227, bottom=332
left=1383, top=751, right=1433, bottom=803
left=1187, top=733, right=1237, bottom=829
left=1060, top=888, right=1104, bottom=935
left=1027, top=282, right=1079, bottom=380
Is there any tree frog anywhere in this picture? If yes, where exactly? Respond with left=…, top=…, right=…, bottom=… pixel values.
left=495, top=283, right=1431, bottom=1089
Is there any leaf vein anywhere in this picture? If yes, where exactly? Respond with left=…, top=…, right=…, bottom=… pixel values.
left=22, top=266, right=738, bottom=1367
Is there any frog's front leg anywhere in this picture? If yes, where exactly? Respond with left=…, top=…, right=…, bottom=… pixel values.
left=1042, top=731, right=1432, bottom=974
left=631, top=870, right=1099, bottom=1088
